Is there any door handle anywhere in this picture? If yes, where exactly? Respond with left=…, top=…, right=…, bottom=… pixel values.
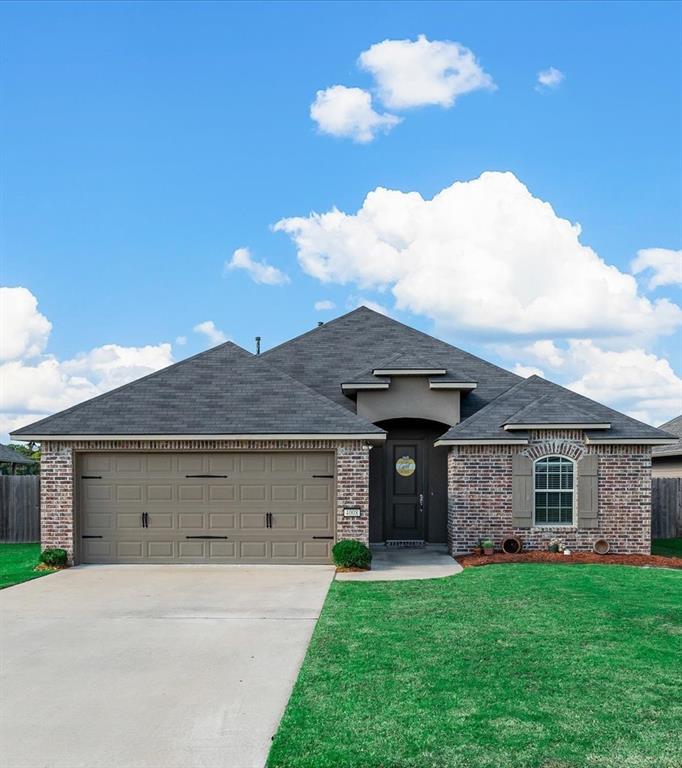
left=266, top=512, right=273, bottom=529
left=141, top=512, right=149, bottom=528
left=419, top=494, right=424, bottom=512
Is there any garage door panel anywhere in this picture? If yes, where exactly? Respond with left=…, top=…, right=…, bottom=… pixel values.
left=84, top=483, right=114, bottom=502
left=239, top=541, right=268, bottom=559
left=303, top=454, right=333, bottom=473
left=271, top=484, right=298, bottom=501
left=208, top=484, right=236, bottom=501
left=303, top=540, right=332, bottom=559
left=302, top=484, right=330, bottom=502
left=208, top=513, right=236, bottom=529
left=177, top=512, right=203, bottom=528
left=148, top=484, right=173, bottom=501
left=271, top=454, right=298, bottom=472
left=79, top=452, right=334, bottom=564
left=240, top=484, right=267, bottom=501
left=302, top=513, right=332, bottom=530
left=148, top=541, right=174, bottom=559
left=208, top=540, right=236, bottom=558
left=147, top=512, right=173, bottom=529
left=117, top=541, right=144, bottom=558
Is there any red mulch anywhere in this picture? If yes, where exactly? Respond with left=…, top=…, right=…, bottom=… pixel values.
left=456, top=551, right=682, bottom=569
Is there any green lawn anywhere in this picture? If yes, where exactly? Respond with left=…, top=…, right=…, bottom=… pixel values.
left=268, top=565, right=682, bottom=768
left=0, top=543, right=55, bottom=589
left=652, top=538, right=682, bottom=558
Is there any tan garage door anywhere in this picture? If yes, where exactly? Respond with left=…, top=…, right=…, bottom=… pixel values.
left=78, top=452, right=335, bottom=564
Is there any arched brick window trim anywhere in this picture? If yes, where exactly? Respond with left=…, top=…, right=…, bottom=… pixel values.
left=523, top=440, right=586, bottom=462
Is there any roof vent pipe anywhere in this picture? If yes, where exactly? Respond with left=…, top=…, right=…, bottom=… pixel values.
left=317, top=321, right=324, bottom=327
left=255, top=336, right=261, bottom=355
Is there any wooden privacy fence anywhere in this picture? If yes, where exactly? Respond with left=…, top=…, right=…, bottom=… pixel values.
left=651, top=477, right=682, bottom=539
left=0, top=475, right=40, bottom=543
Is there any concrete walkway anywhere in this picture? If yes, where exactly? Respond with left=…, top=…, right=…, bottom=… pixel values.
left=335, top=546, right=463, bottom=581
left=0, top=564, right=334, bottom=768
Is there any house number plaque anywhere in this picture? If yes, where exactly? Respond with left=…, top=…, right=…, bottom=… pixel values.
left=343, top=508, right=362, bottom=518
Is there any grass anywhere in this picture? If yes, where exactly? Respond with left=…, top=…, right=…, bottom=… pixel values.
left=0, top=543, right=55, bottom=589
left=652, top=538, right=682, bottom=558
left=268, top=565, right=682, bottom=768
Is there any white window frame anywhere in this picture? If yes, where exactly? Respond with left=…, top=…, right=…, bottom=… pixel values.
left=533, top=455, right=576, bottom=527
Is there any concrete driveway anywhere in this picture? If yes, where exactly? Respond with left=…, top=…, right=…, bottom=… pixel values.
left=0, top=564, right=334, bottom=768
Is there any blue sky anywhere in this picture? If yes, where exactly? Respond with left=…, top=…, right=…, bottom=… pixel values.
left=1, top=0, right=681, bottom=438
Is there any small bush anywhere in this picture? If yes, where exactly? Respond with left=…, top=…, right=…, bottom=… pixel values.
left=332, top=539, right=372, bottom=569
left=40, top=548, right=68, bottom=567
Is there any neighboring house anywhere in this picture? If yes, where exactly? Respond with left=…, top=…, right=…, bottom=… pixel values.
left=10, top=307, right=676, bottom=563
left=652, top=415, right=682, bottom=478
left=0, top=444, right=37, bottom=475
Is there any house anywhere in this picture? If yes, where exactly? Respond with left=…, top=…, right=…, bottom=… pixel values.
left=10, top=307, right=676, bottom=564
left=652, top=415, right=682, bottom=478
left=0, top=444, right=37, bottom=475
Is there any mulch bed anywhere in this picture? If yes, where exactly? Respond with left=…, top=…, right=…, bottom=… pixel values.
left=456, top=551, right=682, bottom=569
left=33, top=563, right=69, bottom=572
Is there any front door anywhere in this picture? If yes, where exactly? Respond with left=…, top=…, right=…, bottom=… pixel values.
left=386, top=440, right=423, bottom=540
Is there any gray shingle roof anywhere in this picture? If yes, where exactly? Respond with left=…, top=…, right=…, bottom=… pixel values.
left=0, top=445, right=36, bottom=464
left=438, top=375, right=675, bottom=442
left=262, top=307, right=521, bottom=418
left=11, top=342, right=385, bottom=438
left=503, top=394, right=607, bottom=426
left=653, top=415, right=682, bottom=456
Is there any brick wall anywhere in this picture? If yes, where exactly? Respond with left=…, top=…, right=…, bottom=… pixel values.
left=447, top=430, right=651, bottom=555
left=40, top=439, right=371, bottom=561
left=40, top=444, right=74, bottom=557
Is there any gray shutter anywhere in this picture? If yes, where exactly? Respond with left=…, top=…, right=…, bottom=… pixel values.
left=512, top=454, right=533, bottom=528
left=577, top=455, right=599, bottom=528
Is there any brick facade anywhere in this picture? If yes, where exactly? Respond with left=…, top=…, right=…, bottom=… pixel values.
left=40, top=439, right=371, bottom=562
left=447, top=430, right=651, bottom=555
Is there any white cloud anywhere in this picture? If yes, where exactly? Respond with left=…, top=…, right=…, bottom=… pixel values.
left=314, top=300, right=336, bottom=311
left=536, top=67, right=565, bottom=90
left=310, top=85, right=401, bottom=143
left=631, top=248, right=682, bottom=290
left=175, top=335, right=187, bottom=346
left=347, top=297, right=391, bottom=316
left=358, top=34, right=495, bottom=109
left=513, top=364, right=545, bottom=378
left=0, top=287, right=52, bottom=361
left=193, top=321, right=227, bottom=346
left=1, top=288, right=175, bottom=441
left=565, top=341, right=682, bottom=427
left=225, top=246, right=290, bottom=285
left=275, top=171, right=681, bottom=341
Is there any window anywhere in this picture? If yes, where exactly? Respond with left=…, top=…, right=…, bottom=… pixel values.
left=534, top=456, right=574, bottom=525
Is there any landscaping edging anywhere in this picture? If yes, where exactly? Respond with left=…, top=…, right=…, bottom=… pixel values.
left=456, top=552, right=682, bottom=569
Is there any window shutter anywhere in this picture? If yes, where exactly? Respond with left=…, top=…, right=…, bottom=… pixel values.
left=577, top=455, right=599, bottom=528
left=512, top=454, right=533, bottom=528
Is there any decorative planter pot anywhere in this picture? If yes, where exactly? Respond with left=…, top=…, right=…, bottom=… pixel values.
left=483, top=546, right=494, bottom=556
left=501, top=536, right=522, bottom=555
left=593, top=539, right=610, bottom=555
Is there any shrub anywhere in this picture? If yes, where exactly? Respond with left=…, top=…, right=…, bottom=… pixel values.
left=332, top=539, right=372, bottom=569
left=40, top=548, right=68, bottom=567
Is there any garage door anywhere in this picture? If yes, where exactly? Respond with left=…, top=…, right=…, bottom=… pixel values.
left=78, top=452, right=335, bottom=564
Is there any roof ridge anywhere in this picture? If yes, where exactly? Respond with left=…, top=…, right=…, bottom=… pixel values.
left=263, top=306, right=522, bottom=384
left=13, top=341, right=252, bottom=435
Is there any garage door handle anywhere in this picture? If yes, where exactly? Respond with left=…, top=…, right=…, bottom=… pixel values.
left=81, top=475, right=102, bottom=479
left=312, top=536, right=333, bottom=540
left=185, top=535, right=229, bottom=540
left=312, top=475, right=334, bottom=478
left=266, top=512, right=272, bottom=528
left=185, top=474, right=229, bottom=478
left=82, top=535, right=103, bottom=539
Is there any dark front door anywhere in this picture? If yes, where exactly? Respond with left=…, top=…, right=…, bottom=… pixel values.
left=386, top=440, right=423, bottom=540
left=369, top=419, right=449, bottom=544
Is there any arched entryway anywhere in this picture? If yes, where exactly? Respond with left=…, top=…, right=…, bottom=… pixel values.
left=369, top=418, right=449, bottom=545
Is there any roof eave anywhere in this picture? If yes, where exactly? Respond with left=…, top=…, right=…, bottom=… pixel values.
left=504, top=422, right=611, bottom=431
left=10, top=432, right=387, bottom=442
left=434, top=438, right=530, bottom=446
left=585, top=437, right=677, bottom=445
